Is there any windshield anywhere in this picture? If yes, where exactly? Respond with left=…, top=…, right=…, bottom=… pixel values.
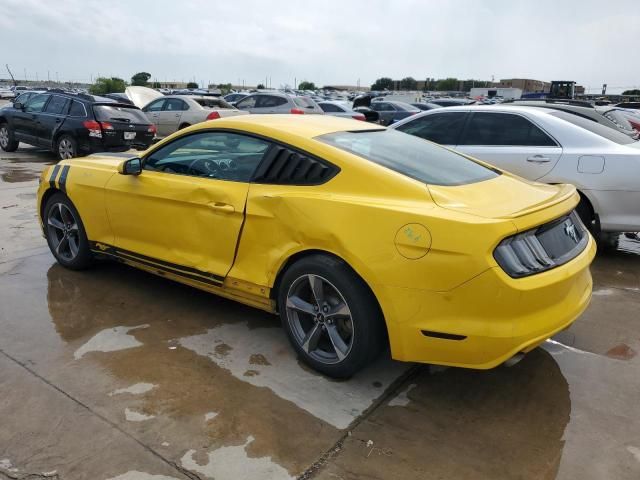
left=549, top=110, right=635, bottom=145
left=195, top=98, right=233, bottom=109
left=93, top=105, right=149, bottom=124
left=317, top=129, right=499, bottom=186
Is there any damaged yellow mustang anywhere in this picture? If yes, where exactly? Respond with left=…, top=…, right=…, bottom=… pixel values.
left=37, top=115, right=595, bottom=377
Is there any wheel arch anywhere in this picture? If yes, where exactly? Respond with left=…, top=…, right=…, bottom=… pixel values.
left=39, top=187, right=63, bottom=221
left=270, top=247, right=390, bottom=347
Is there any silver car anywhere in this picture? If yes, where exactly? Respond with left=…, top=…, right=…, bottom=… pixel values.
left=317, top=101, right=366, bottom=121
left=234, top=92, right=324, bottom=115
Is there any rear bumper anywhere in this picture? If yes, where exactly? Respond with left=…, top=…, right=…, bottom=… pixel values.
left=79, top=133, right=153, bottom=154
left=383, top=234, right=596, bottom=368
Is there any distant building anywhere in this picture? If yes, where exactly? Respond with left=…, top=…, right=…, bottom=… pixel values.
left=155, top=81, right=189, bottom=89
left=470, top=87, right=522, bottom=100
left=494, top=78, right=550, bottom=94
left=324, top=85, right=370, bottom=91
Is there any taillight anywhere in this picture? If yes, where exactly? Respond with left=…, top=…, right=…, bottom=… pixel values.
left=290, top=108, right=305, bottom=114
left=206, top=111, right=221, bottom=120
left=83, top=120, right=102, bottom=138
left=100, top=121, right=114, bottom=130
left=352, top=114, right=366, bottom=121
left=148, top=124, right=157, bottom=135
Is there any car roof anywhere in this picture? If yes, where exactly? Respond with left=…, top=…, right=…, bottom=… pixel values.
left=182, top=114, right=383, bottom=140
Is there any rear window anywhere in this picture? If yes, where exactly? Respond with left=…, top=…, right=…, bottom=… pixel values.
left=317, top=129, right=499, bottom=186
left=549, top=111, right=635, bottom=145
left=195, top=98, right=233, bottom=109
left=392, top=102, right=420, bottom=112
left=293, top=97, right=317, bottom=108
left=93, top=105, right=149, bottom=124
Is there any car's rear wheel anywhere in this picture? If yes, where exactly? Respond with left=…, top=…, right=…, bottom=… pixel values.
left=44, top=193, right=93, bottom=270
left=0, top=123, right=19, bottom=152
left=57, top=134, right=77, bottom=160
left=179, top=123, right=191, bottom=130
left=278, top=254, right=385, bottom=378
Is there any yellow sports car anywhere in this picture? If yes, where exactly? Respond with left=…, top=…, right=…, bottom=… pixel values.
left=37, top=115, right=595, bottom=377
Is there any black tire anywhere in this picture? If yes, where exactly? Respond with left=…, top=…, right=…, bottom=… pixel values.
left=178, top=123, right=190, bottom=130
left=0, top=123, right=19, bottom=152
left=277, top=254, right=386, bottom=378
left=43, top=192, right=93, bottom=270
left=576, top=197, right=595, bottom=234
left=56, top=134, right=78, bottom=160
left=598, top=232, right=620, bottom=251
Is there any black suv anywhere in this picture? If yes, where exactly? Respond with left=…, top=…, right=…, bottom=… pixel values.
left=0, top=90, right=156, bottom=159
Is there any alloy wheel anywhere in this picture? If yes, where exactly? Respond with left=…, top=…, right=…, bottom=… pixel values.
left=285, top=274, right=354, bottom=364
left=0, top=127, right=8, bottom=149
left=47, top=203, right=80, bottom=261
left=58, top=138, right=74, bottom=159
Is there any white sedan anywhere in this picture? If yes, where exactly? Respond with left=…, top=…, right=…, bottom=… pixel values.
left=391, top=105, right=640, bottom=240
left=126, top=87, right=248, bottom=138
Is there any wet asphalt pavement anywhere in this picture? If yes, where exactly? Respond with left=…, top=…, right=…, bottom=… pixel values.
left=0, top=145, right=639, bottom=480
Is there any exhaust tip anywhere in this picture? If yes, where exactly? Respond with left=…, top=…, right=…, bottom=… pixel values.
left=503, top=352, right=525, bottom=367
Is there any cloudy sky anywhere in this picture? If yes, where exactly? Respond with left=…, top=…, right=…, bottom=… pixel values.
left=1, top=0, right=639, bottom=93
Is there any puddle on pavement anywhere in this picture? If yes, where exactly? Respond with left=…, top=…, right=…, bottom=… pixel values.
left=1, top=250, right=639, bottom=479
left=106, top=472, right=182, bottom=480
left=0, top=154, right=54, bottom=183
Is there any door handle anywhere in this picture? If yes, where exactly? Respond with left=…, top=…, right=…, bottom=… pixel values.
left=208, top=202, right=235, bottom=213
left=55, top=118, right=62, bottom=123
left=526, top=155, right=551, bottom=163
left=174, top=114, right=180, bottom=117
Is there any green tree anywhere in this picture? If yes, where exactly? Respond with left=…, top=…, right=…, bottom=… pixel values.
left=622, top=89, right=640, bottom=96
left=371, top=77, right=394, bottom=91
left=152, top=81, right=161, bottom=89
left=217, top=83, right=233, bottom=94
left=399, top=77, right=417, bottom=90
left=187, top=82, right=199, bottom=89
left=131, top=72, right=151, bottom=86
left=298, top=81, right=316, bottom=90
left=435, top=77, right=459, bottom=91
left=256, top=83, right=266, bottom=89
left=89, top=77, right=127, bottom=95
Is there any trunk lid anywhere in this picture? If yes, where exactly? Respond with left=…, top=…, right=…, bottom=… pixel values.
left=125, top=86, right=163, bottom=109
left=427, top=174, right=578, bottom=220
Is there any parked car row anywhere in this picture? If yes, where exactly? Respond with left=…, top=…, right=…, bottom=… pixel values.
left=0, top=90, right=155, bottom=159
left=391, top=105, right=640, bottom=240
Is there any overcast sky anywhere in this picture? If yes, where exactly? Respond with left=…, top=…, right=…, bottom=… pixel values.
left=1, top=0, right=639, bottom=93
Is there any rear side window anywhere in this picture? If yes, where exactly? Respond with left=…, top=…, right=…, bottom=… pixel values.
left=93, top=105, right=149, bottom=124
left=549, top=110, right=635, bottom=145
left=164, top=99, right=187, bottom=111
left=395, top=112, right=467, bottom=145
left=460, top=113, right=557, bottom=146
left=69, top=101, right=87, bottom=117
left=318, top=129, right=499, bottom=186
left=44, top=95, right=70, bottom=115
left=256, top=95, right=288, bottom=108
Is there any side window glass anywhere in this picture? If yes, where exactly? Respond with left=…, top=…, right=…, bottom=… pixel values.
left=144, top=132, right=271, bottom=182
left=235, top=96, right=256, bottom=109
left=24, top=94, right=50, bottom=113
left=460, top=113, right=556, bottom=146
left=44, top=96, right=70, bottom=115
left=164, top=99, right=186, bottom=111
left=69, top=101, right=87, bottom=117
left=320, top=103, right=339, bottom=113
left=145, top=99, right=165, bottom=112
left=396, top=112, right=467, bottom=145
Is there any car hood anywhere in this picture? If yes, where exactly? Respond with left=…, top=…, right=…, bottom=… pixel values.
left=427, top=174, right=578, bottom=221
left=125, top=86, right=163, bottom=109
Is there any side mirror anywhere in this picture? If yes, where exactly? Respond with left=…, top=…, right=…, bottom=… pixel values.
left=118, top=157, right=142, bottom=175
left=13, top=102, right=23, bottom=110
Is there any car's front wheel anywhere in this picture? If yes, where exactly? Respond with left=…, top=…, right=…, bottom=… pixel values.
left=0, top=123, right=19, bottom=152
left=278, top=254, right=386, bottom=378
left=44, top=193, right=93, bottom=270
